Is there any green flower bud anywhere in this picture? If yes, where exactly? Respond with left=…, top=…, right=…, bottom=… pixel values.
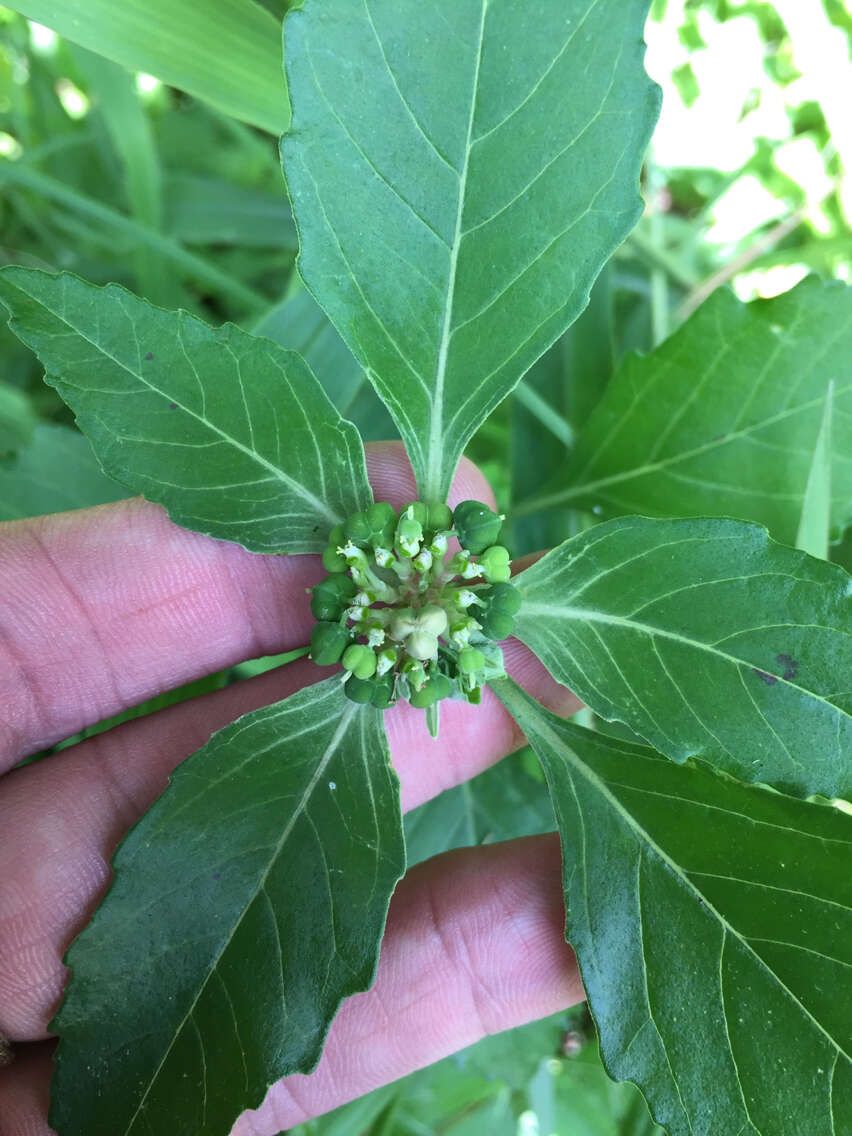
left=416, top=604, right=448, bottom=637
left=457, top=647, right=485, bottom=674
left=310, top=621, right=351, bottom=665
left=376, top=646, right=398, bottom=675
left=344, top=672, right=395, bottom=708
left=478, top=545, right=511, bottom=583
left=321, top=545, right=347, bottom=572
left=396, top=512, right=423, bottom=557
left=412, top=548, right=432, bottom=573
left=485, top=581, right=521, bottom=616
left=401, top=658, right=427, bottom=691
left=406, top=629, right=439, bottom=660
left=409, top=673, right=452, bottom=709
left=310, top=573, right=357, bottom=621
left=480, top=609, right=515, bottom=641
left=427, top=503, right=453, bottom=533
left=390, top=607, right=417, bottom=640
left=465, top=685, right=483, bottom=705
left=452, top=500, right=503, bottom=554
left=429, top=533, right=449, bottom=558
left=401, top=502, right=429, bottom=528
left=342, top=643, right=377, bottom=679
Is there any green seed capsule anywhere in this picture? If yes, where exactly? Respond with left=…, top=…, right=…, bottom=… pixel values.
left=457, top=647, right=485, bottom=674
left=310, top=621, right=351, bottom=665
left=344, top=672, right=394, bottom=707
left=310, top=573, right=357, bottom=621
left=342, top=644, right=377, bottom=679
left=485, top=581, right=521, bottom=616
left=406, top=629, right=439, bottom=660
left=427, top=503, right=453, bottom=533
left=322, top=545, right=347, bottom=572
left=480, top=609, right=515, bottom=641
left=409, top=673, right=452, bottom=709
left=452, top=500, right=503, bottom=554
left=328, top=523, right=345, bottom=546
left=396, top=513, right=423, bottom=557
left=478, top=545, right=511, bottom=584
left=364, top=501, right=398, bottom=548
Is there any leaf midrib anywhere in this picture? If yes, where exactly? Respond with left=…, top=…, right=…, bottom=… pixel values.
left=122, top=701, right=359, bottom=1134
left=9, top=275, right=339, bottom=526
left=423, top=0, right=486, bottom=502
left=519, top=601, right=847, bottom=714
left=494, top=680, right=850, bottom=1063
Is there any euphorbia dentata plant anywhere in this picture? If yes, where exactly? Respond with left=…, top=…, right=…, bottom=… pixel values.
left=0, top=1, right=849, bottom=1134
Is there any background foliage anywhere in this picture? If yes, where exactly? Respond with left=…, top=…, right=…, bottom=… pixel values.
left=1, top=0, right=851, bottom=1131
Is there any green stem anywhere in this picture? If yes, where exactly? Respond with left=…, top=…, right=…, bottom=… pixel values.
left=513, top=382, right=575, bottom=448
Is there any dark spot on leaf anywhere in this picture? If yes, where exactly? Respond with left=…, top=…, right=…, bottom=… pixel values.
left=776, top=653, right=798, bottom=681
left=312, top=525, right=320, bottom=532
left=753, top=668, right=778, bottom=686
left=169, top=402, right=178, bottom=410
left=144, top=352, right=154, bottom=360
left=713, top=433, right=727, bottom=442
left=212, top=872, right=221, bottom=880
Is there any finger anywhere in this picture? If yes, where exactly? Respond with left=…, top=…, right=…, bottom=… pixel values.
left=0, top=635, right=578, bottom=1041
left=236, top=836, right=580, bottom=1133
left=0, top=1041, right=53, bottom=1136
left=0, top=442, right=493, bottom=768
left=0, top=839, right=582, bottom=1136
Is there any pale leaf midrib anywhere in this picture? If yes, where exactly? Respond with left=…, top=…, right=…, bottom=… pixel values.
left=423, top=0, right=487, bottom=502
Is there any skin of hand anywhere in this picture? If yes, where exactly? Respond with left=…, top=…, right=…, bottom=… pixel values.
left=0, top=442, right=584, bottom=1135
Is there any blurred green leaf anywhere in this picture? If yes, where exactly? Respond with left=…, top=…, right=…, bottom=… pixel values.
left=5, top=0, right=288, bottom=133
left=163, top=174, right=295, bottom=248
left=0, top=424, right=128, bottom=520
left=0, top=380, right=37, bottom=453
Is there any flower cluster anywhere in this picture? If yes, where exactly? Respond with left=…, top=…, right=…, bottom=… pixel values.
left=308, top=499, right=521, bottom=733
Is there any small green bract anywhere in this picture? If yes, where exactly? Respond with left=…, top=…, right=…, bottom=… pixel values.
left=308, top=500, right=517, bottom=734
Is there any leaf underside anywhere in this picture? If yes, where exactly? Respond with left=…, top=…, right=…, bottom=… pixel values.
left=282, top=0, right=660, bottom=502
left=49, top=679, right=405, bottom=1136
left=529, top=278, right=852, bottom=545
left=0, top=267, right=372, bottom=553
left=495, top=678, right=852, bottom=1136
left=513, top=515, right=852, bottom=800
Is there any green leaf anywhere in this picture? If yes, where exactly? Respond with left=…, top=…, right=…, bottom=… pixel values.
left=0, top=381, right=37, bottom=455
left=796, top=380, right=834, bottom=561
left=512, top=515, right=852, bottom=799
left=518, top=280, right=852, bottom=544
left=282, top=0, right=659, bottom=502
left=0, top=267, right=372, bottom=552
left=0, top=424, right=129, bottom=521
left=404, top=749, right=554, bottom=867
left=50, top=678, right=405, bottom=1136
left=163, top=174, right=297, bottom=249
left=494, top=678, right=852, bottom=1136
left=6, top=0, right=288, bottom=134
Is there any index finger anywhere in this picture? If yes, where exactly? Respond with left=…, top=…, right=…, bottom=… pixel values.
left=0, top=443, right=494, bottom=769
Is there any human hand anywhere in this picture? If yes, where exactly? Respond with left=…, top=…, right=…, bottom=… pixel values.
left=0, top=443, right=583, bottom=1135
